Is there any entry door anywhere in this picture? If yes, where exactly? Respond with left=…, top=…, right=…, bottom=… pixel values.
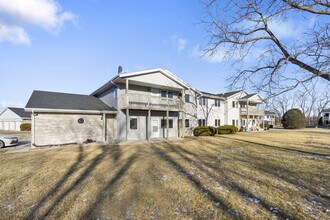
left=151, top=119, right=160, bottom=139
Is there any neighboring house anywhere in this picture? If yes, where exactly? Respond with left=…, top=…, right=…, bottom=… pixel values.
left=25, top=68, right=267, bottom=146
left=197, top=91, right=225, bottom=127
left=264, top=111, right=277, bottom=126
left=0, top=107, right=31, bottom=131
left=321, top=109, right=330, bottom=125
left=25, top=91, right=117, bottom=146
left=219, top=90, right=265, bottom=129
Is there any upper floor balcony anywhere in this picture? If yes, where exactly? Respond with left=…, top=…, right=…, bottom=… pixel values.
left=240, top=106, right=265, bottom=115
left=119, top=93, right=184, bottom=111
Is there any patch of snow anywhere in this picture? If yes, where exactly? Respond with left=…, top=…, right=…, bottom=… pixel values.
left=269, top=207, right=281, bottom=215
left=244, top=193, right=260, bottom=204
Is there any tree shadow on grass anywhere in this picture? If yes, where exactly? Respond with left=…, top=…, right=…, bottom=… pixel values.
left=150, top=144, right=239, bottom=218
left=190, top=138, right=330, bottom=211
left=163, top=142, right=293, bottom=219
left=24, top=144, right=122, bottom=219
left=218, top=136, right=330, bottom=158
left=81, top=153, right=137, bottom=218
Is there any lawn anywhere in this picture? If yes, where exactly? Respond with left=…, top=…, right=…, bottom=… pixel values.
left=0, top=129, right=329, bottom=219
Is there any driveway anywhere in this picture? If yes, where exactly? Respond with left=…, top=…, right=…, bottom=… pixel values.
left=0, top=134, right=31, bottom=154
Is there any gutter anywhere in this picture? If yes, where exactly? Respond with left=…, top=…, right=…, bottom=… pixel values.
left=24, top=108, right=117, bottom=114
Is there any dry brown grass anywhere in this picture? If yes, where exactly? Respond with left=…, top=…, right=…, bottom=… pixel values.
left=0, top=129, right=329, bottom=219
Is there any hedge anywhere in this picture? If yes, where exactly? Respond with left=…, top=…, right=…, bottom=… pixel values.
left=259, top=124, right=270, bottom=130
left=193, top=126, right=217, bottom=136
left=217, top=125, right=238, bottom=134
left=20, top=123, right=31, bottom=131
left=327, top=124, right=330, bottom=129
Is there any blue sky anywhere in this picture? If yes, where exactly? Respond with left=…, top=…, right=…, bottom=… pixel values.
left=0, top=0, right=233, bottom=110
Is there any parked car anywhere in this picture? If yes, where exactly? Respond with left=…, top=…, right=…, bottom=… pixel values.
left=0, top=135, right=18, bottom=148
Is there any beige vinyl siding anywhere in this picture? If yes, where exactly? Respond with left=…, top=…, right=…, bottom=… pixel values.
left=34, top=113, right=107, bottom=146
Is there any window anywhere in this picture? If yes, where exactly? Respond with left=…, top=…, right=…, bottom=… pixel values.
left=161, top=91, right=167, bottom=98
left=236, top=120, right=238, bottom=126
left=185, top=94, right=190, bottom=103
left=198, top=119, right=206, bottom=126
left=215, top=119, right=220, bottom=126
left=78, top=118, right=85, bottom=124
left=215, top=99, right=221, bottom=107
left=151, top=88, right=159, bottom=96
left=161, top=119, right=166, bottom=128
left=185, top=119, right=190, bottom=128
left=232, top=101, right=235, bottom=108
left=161, top=119, right=173, bottom=128
left=114, top=87, right=118, bottom=98
left=199, top=97, right=206, bottom=106
left=232, top=119, right=235, bottom=126
left=161, top=90, right=174, bottom=98
left=130, top=118, right=137, bottom=130
left=169, top=119, right=173, bottom=128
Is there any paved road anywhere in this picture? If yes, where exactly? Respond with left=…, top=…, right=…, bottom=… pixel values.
left=0, top=134, right=31, bottom=154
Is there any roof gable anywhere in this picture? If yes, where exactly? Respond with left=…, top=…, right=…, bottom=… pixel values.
left=91, top=68, right=199, bottom=96
left=7, top=107, right=31, bottom=119
left=240, top=93, right=265, bottom=103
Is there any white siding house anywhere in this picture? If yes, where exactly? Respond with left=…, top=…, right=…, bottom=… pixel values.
left=0, top=107, right=31, bottom=131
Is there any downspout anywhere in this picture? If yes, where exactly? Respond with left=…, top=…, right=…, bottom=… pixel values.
left=30, top=110, right=35, bottom=151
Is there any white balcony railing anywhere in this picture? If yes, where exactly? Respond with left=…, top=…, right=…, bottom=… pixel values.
left=119, top=93, right=183, bottom=111
left=240, top=106, right=264, bottom=115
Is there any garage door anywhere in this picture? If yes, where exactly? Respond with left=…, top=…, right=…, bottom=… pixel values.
left=9, top=122, right=15, bottom=131
left=4, top=122, right=9, bottom=130
left=15, top=122, right=22, bottom=131
left=0, top=121, right=3, bottom=130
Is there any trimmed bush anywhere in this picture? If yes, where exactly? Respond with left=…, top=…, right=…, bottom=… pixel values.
left=282, top=109, right=306, bottom=129
left=20, top=123, right=31, bottom=131
left=327, top=124, right=330, bottom=129
left=269, top=125, right=274, bottom=129
left=193, top=126, right=217, bottom=136
left=217, top=125, right=238, bottom=134
left=259, top=124, right=270, bottom=130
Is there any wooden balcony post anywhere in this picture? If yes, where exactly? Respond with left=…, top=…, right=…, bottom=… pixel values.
left=247, top=100, right=249, bottom=129
left=148, top=110, right=151, bottom=140
left=166, top=110, right=169, bottom=139
left=125, top=79, right=130, bottom=141
left=126, top=109, right=129, bottom=141
left=181, top=89, right=185, bottom=137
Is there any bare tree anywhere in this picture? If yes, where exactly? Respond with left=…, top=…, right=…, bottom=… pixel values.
left=268, top=80, right=330, bottom=126
left=202, top=0, right=330, bottom=97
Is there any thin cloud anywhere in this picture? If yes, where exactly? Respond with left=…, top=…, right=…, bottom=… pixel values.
left=170, top=35, right=188, bottom=53
left=0, top=0, right=76, bottom=45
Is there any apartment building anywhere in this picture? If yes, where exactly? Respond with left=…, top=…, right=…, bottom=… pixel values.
left=26, top=68, right=266, bottom=146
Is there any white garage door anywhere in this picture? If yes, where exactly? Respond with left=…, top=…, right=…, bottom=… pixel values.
left=0, top=121, right=3, bottom=130
left=15, top=122, right=22, bottom=131
left=9, top=122, right=15, bottom=131
left=4, top=122, right=9, bottom=130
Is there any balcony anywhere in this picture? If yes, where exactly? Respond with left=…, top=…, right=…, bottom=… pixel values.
left=240, top=106, right=264, bottom=115
left=119, top=93, right=183, bottom=111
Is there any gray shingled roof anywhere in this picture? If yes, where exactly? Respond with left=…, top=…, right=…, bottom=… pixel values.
left=8, top=107, right=31, bottom=119
left=265, top=110, right=277, bottom=115
left=218, top=90, right=243, bottom=98
left=240, top=93, right=257, bottom=99
left=26, top=90, right=117, bottom=112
